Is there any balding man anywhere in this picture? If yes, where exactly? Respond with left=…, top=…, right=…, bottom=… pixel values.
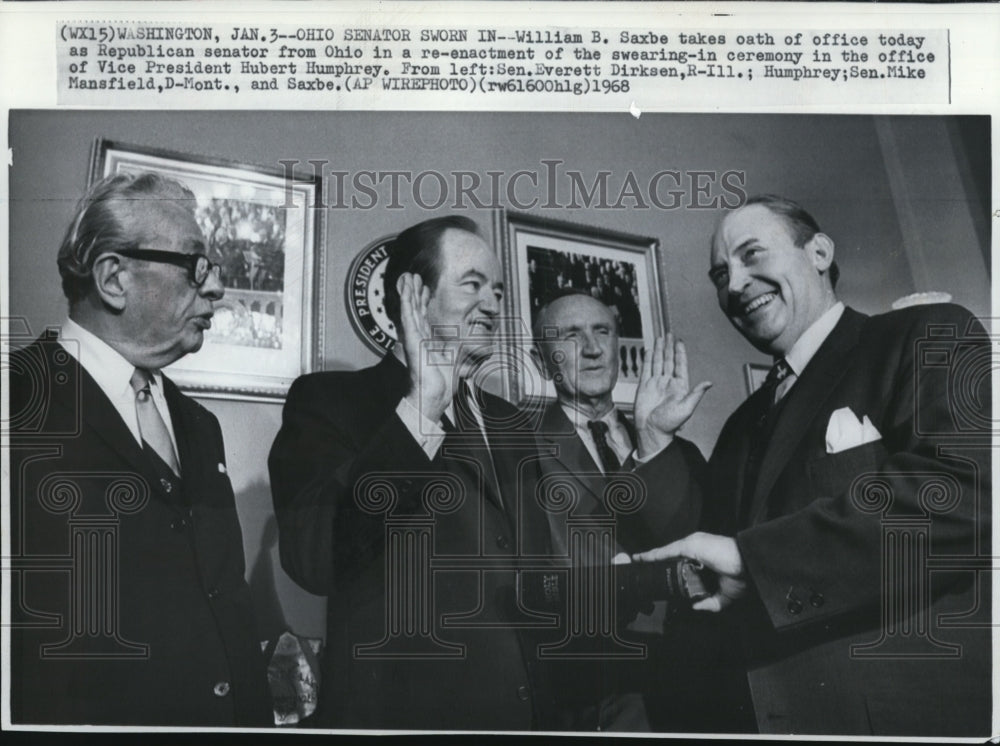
left=530, top=289, right=709, bottom=731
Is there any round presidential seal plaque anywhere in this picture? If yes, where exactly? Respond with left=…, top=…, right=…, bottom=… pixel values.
left=345, top=236, right=397, bottom=355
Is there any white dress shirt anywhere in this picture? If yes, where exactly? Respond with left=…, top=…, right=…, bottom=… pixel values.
left=561, top=402, right=633, bottom=473
left=775, top=301, right=846, bottom=402
left=396, top=381, right=487, bottom=461
left=58, top=318, right=179, bottom=453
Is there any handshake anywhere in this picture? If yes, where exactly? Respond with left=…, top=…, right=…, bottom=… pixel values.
left=519, top=557, right=717, bottom=619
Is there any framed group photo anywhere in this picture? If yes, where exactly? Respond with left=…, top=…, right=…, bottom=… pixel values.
left=496, top=209, right=667, bottom=409
left=90, top=139, right=325, bottom=399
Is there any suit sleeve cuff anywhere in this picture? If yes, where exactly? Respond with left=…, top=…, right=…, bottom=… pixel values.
left=396, top=396, right=446, bottom=460
left=633, top=434, right=675, bottom=466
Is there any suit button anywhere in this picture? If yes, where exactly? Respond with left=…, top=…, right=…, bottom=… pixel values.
left=213, top=681, right=231, bottom=697
left=170, top=518, right=187, bottom=532
left=809, top=592, right=825, bottom=608
left=207, top=588, right=221, bottom=600
left=516, top=685, right=530, bottom=701
left=160, top=479, right=173, bottom=493
left=496, top=535, right=510, bottom=550
left=787, top=599, right=804, bottom=615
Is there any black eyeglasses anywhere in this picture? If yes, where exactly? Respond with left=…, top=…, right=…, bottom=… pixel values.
left=114, top=248, right=223, bottom=287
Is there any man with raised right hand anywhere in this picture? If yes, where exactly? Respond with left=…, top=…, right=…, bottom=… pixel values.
left=529, top=288, right=710, bottom=731
left=269, top=216, right=554, bottom=729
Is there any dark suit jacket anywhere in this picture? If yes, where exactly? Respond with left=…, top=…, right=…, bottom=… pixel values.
left=704, top=304, right=992, bottom=736
left=535, top=402, right=703, bottom=557
left=268, top=354, right=555, bottom=730
left=533, top=402, right=705, bottom=729
left=9, top=333, right=271, bottom=727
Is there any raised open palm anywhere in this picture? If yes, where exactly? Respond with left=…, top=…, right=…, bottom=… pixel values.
left=398, top=272, right=454, bottom=422
left=633, top=333, right=711, bottom=453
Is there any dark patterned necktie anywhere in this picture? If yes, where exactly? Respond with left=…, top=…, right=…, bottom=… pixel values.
left=739, top=358, right=793, bottom=526
left=760, top=358, right=793, bottom=412
left=587, top=419, right=621, bottom=473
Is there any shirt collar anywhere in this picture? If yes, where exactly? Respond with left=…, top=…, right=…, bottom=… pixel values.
left=59, top=317, right=164, bottom=396
left=560, top=400, right=618, bottom=430
left=783, top=301, right=845, bottom=376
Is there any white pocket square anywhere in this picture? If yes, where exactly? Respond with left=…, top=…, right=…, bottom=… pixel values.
left=825, top=407, right=882, bottom=454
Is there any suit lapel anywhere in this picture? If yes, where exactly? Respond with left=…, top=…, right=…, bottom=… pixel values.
left=730, top=400, right=762, bottom=506
left=162, top=377, right=204, bottom=485
left=531, top=402, right=600, bottom=557
left=537, top=403, right=604, bottom=504
left=616, top=410, right=638, bottom=471
left=616, top=410, right=637, bottom=445
left=475, top=389, right=515, bottom=515
left=378, top=354, right=508, bottom=513
left=42, top=337, right=155, bottom=480
left=748, top=308, right=867, bottom=524
left=378, top=352, right=412, bottom=402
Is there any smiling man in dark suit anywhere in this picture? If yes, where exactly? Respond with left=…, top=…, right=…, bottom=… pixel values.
left=530, top=289, right=709, bottom=731
left=269, top=216, right=557, bottom=730
left=9, top=172, right=271, bottom=726
left=637, top=194, right=992, bottom=737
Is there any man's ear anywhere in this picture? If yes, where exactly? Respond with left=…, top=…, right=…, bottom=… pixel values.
left=805, top=232, right=835, bottom=273
left=91, top=254, right=128, bottom=312
left=530, top=344, right=554, bottom=381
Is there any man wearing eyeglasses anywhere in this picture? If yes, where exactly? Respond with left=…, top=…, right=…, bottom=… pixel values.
left=8, top=172, right=271, bottom=726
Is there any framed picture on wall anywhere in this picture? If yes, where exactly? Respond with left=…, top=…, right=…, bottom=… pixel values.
left=495, top=209, right=666, bottom=409
left=90, top=139, right=325, bottom=400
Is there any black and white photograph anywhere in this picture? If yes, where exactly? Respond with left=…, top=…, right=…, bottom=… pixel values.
left=1, top=1, right=997, bottom=741
left=5, top=108, right=992, bottom=738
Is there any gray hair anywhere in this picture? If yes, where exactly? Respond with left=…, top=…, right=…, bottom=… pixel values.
left=57, top=171, right=197, bottom=304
